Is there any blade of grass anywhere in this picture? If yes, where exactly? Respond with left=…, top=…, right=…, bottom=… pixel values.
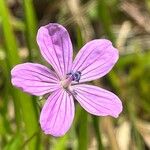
left=76, top=26, right=88, bottom=150
left=4, top=133, right=22, bottom=150
left=127, top=98, right=144, bottom=150
left=0, top=54, right=12, bottom=133
left=78, top=108, right=88, bottom=150
left=0, top=0, right=21, bottom=129
left=22, top=1, right=41, bottom=148
left=76, top=26, right=84, bottom=49
left=0, top=1, right=39, bottom=149
left=22, top=7, right=41, bottom=138
left=97, top=0, right=115, bottom=42
left=23, top=0, right=38, bottom=61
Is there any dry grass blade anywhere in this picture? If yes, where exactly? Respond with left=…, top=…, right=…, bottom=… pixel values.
left=116, top=121, right=131, bottom=150
left=136, top=120, right=150, bottom=149
left=120, top=1, right=150, bottom=33
left=116, top=21, right=131, bottom=51
left=65, top=0, right=94, bottom=41
left=102, top=117, right=120, bottom=150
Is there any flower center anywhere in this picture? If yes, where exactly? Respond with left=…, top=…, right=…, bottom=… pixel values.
left=60, top=71, right=81, bottom=89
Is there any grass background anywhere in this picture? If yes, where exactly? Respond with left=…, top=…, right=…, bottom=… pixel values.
left=0, top=0, right=150, bottom=149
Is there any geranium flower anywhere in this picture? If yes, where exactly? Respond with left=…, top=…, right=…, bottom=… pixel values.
left=11, top=23, right=122, bottom=137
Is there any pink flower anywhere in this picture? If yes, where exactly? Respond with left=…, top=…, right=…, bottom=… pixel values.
left=11, top=23, right=122, bottom=137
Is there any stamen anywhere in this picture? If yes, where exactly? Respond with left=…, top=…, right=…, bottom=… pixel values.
left=60, top=71, right=81, bottom=89
left=72, top=71, right=81, bottom=82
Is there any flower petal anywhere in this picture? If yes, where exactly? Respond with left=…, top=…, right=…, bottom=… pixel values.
left=37, top=23, right=73, bottom=78
left=72, top=84, right=122, bottom=118
left=11, top=63, right=59, bottom=96
left=72, top=39, right=119, bottom=82
left=40, top=89, right=74, bottom=136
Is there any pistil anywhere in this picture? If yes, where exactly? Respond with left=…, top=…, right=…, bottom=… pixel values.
left=60, top=76, right=73, bottom=89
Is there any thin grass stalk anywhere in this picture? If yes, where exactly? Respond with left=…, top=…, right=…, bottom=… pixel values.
left=22, top=1, right=41, bottom=148
left=78, top=109, right=88, bottom=150
left=92, top=116, right=104, bottom=150
left=0, top=57, right=13, bottom=133
left=97, top=1, right=122, bottom=149
left=75, top=26, right=88, bottom=150
left=127, top=99, right=144, bottom=150
left=23, top=0, right=38, bottom=61
left=97, top=0, right=115, bottom=42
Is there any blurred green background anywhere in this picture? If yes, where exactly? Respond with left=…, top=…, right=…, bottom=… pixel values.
left=0, top=0, right=150, bottom=149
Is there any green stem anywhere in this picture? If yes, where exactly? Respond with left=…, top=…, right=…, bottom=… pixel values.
left=92, top=116, right=104, bottom=150
left=78, top=108, right=88, bottom=150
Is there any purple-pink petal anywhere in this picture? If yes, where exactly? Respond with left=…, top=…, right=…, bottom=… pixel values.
left=40, top=89, right=74, bottom=136
left=36, top=23, right=73, bottom=79
left=72, top=84, right=122, bottom=118
left=72, top=39, right=119, bottom=83
left=11, top=63, right=60, bottom=96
